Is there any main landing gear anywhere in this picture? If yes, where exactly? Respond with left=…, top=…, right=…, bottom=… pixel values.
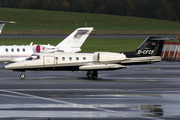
left=19, top=71, right=98, bottom=79
left=86, top=70, right=98, bottom=79
left=20, top=73, right=26, bottom=79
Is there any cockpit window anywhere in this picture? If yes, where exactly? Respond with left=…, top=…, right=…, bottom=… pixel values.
left=26, top=54, right=40, bottom=60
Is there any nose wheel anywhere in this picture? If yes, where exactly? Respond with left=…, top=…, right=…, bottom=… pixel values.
left=86, top=70, right=98, bottom=79
left=20, top=73, right=26, bottom=79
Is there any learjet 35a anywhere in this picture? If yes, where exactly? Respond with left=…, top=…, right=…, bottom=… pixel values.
left=4, top=36, right=172, bottom=79
left=0, top=21, right=93, bottom=62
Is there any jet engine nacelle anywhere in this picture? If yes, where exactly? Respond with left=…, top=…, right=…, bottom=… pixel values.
left=32, top=45, right=43, bottom=53
left=95, top=52, right=126, bottom=64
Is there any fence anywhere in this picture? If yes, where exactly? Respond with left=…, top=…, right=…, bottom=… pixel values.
left=161, top=41, right=180, bottom=59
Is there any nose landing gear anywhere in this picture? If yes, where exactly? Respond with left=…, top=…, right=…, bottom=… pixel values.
left=86, top=70, right=98, bottom=79
left=20, top=73, right=26, bottom=79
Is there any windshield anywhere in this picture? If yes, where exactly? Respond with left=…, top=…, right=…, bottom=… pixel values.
left=26, top=54, right=40, bottom=60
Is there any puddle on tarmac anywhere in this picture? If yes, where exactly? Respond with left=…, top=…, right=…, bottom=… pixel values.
left=134, top=105, right=163, bottom=117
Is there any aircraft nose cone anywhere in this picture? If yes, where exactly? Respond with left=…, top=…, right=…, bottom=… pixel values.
left=4, top=64, right=15, bottom=70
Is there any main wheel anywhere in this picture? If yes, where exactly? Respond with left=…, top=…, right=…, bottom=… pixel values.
left=87, top=71, right=93, bottom=79
left=20, top=73, right=26, bottom=79
left=86, top=71, right=98, bottom=79
left=87, top=73, right=93, bottom=78
left=93, top=74, right=98, bottom=79
left=93, top=70, right=98, bottom=79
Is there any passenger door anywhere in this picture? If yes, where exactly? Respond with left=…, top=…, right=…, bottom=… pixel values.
left=43, top=56, right=55, bottom=70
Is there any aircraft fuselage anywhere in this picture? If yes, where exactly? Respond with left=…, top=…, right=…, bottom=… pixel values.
left=5, top=52, right=127, bottom=71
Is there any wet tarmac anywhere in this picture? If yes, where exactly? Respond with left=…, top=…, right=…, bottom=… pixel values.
left=0, top=61, right=180, bottom=120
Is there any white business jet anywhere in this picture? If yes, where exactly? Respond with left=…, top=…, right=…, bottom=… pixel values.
left=0, top=21, right=93, bottom=62
left=5, top=36, right=172, bottom=79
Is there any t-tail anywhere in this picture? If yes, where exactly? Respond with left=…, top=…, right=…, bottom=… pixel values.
left=122, top=36, right=172, bottom=64
left=0, top=21, right=16, bottom=34
left=56, top=27, right=93, bottom=53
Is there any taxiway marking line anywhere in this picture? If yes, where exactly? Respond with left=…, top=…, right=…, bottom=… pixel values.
left=4, top=88, right=180, bottom=92
left=0, top=89, right=115, bottom=112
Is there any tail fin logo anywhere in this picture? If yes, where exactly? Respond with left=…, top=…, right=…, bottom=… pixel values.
left=42, top=47, right=47, bottom=50
left=74, top=30, right=89, bottom=39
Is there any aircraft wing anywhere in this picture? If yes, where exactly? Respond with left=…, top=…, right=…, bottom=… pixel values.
left=79, top=64, right=127, bottom=70
left=0, top=21, right=16, bottom=34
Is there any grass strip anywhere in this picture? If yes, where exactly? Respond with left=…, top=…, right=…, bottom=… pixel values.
left=0, top=38, right=145, bottom=52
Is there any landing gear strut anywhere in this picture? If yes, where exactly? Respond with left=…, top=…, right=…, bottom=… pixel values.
left=86, top=70, right=98, bottom=79
left=20, top=73, right=26, bottom=79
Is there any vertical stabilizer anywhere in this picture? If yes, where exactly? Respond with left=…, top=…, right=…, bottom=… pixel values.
left=124, top=36, right=172, bottom=57
left=0, top=21, right=16, bottom=34
left=56, top=27, right=93, bottom=53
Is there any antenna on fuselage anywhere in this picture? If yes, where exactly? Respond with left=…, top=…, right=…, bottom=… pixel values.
left=30, top=42, right=33, bottom=46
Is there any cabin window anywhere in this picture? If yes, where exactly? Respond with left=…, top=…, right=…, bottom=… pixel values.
left=11, top=48, right=14, bottom=52
left=55, top=57, right=58, bottom=64
left=76, top=57, right=79, bottom=61
left=5, top=48, right=8, bottom=52
left=69, top=57, right=72, bottom=61
left=83, top=57, right=86, bottom=60
left=62, top=57, right=65, bottom=61
left=22, top=48, right=25, bottom=52
left=17, top=48, right=20, bottom=52
left=55, top=57, right=58, bottom=61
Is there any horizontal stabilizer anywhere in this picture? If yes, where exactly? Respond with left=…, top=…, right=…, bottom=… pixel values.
left=0, top=21, right=16, bottom=24
left=79, top=64, right=126, bottom=70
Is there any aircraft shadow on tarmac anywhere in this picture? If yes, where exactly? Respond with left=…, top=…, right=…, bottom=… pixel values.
left=78, top=77, right=117, bottom=81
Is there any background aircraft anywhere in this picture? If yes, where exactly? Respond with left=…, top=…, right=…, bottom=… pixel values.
left=0, top=21, right=93, bottom=62
left=4, top=36, right=172, bottom=79
left=0, top=21, right=16, bottom=33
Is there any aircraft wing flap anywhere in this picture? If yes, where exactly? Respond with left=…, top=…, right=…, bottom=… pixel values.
left=79, top=64, right=126, bottom=70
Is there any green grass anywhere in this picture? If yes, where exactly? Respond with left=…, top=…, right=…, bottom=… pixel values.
left=0, top=38, right=62, bottom=46
left=0, top=37, right=178, bottom=52
left=0, top=7, right=180, bottom=34
left=0, top=38, right=145, bottom=52
left=81, top=38, right=145, bottom=52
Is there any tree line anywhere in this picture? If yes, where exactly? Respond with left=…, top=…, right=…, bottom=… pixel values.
left=0, top=0, right=180, bottom=21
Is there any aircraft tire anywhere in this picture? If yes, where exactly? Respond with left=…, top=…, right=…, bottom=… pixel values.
left=87, top=73, right=93, bottom=79
left=93, top=70, right=98, bottom=79
left=93, top=75, right=98, bottom=79
left=20, top=73, right=26, bottom=79
left=87, top=71, right=93, bottom=79
left=87, top=71, right=98, bottom=79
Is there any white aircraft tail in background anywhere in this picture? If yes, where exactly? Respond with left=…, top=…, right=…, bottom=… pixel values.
left=56, top=27, right=93, bottom=53
left=0, top=22, right=93, bottom=62
left=0, top=21, right=16, bottom=34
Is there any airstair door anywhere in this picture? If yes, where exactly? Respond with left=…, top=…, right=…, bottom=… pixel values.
left=43, top=56, right=55, bottom=70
